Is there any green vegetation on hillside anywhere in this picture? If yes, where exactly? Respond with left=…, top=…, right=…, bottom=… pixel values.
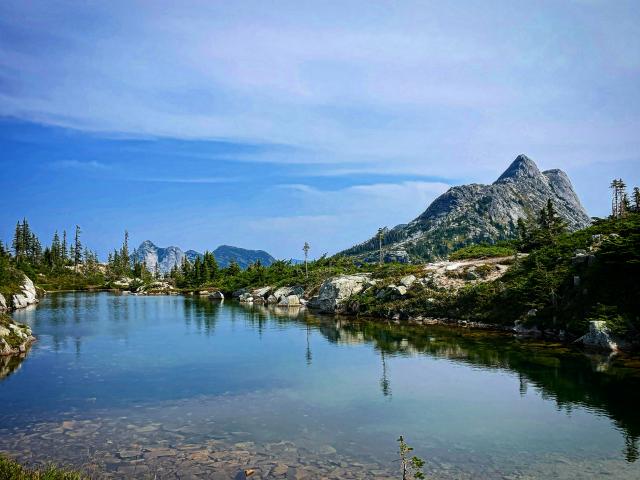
left=449, top=243, right=515, bottom=260
left=350, top=207, right=640, bottom=342
left=0, top=456, right=84, bottom=480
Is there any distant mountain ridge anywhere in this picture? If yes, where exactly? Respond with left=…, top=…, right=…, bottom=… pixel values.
left=131, top=241, right=275, bottom=273
left=340, top=154, right=591, bottom=263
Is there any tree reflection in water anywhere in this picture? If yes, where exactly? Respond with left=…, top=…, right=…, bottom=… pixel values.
left=236, top=302, right=640, bottom=463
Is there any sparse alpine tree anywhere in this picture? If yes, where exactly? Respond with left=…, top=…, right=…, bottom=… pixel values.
left=62, top=230, right=68, bottom=262
left=633, top=187, right=640, bottom=212
left=73, top=225, right=82, bottom=270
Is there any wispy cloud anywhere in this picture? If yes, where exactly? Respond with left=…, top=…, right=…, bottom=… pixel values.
left=1, top=0, right=638, bottom=179
left=134, top=177, right=241, bottom=184
left=51, top=160, right=110, bottom=170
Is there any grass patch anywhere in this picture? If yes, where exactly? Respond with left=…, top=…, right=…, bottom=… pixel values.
left=0, top=456, right=85, bottom=480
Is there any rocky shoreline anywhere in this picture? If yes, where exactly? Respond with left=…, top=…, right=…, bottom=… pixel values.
left=0, top=274, right=38, bottom=356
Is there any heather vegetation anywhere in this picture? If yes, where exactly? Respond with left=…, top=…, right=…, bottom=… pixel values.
left=0, top=456, right=84, bottom=480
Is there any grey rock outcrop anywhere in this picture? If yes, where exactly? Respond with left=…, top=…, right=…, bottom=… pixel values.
left=11, top=275, right=38, bottom=310
left=308, top=274, right=372, bottom=313
left=0, top=294, right=7, bottom=311
left=278, top=295, right=301, bottom=307
left=252, top=287, right=272, bottom=299
left=272, top=286, right=304, bottom=302
left=208, top=291, right=224, bottom=300
left=341, top=155, right=591, bottom=262
left=0, top=314, right=35, bottom=356
left=576, top=321, right=621, bottom=352
left=399, top=275, right=416, bottom=288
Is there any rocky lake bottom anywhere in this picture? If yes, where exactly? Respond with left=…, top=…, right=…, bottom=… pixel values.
left=1, top=293, right=640, bottom=479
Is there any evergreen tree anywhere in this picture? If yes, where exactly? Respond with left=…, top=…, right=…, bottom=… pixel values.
left=62, top=230, right=68, bottom=262
left=51, top=231, right=62, bottom=267
left=73, top=225, right=82, bottom=270
left=226, top=260, right=241, bottom=277
left=633, top=187, right=640, bottom=212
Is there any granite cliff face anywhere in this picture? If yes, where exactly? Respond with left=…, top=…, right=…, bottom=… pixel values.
left=131, top=241, right=276, bottom=273
left=341, top=155, right=591, bottom=263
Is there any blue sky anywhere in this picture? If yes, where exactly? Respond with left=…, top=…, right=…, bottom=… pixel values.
left=1, top=1, right=639, bottom=259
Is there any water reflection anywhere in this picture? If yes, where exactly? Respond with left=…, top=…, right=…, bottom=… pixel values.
left=5, top=293, right=640, bottom=471
left=232, top=301, right=640, bottom=462
left=0, top=352, right=28, bottom=380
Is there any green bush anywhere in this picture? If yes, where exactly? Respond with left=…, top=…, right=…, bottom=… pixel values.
left=0, top=456, right=85, bottom=480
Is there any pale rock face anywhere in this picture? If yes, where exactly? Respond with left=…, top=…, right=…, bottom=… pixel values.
left=399, top=275, right=416, bottom=288
left=131, top=240, right=186, bottom=274
left=309, top=274, right=372, bottom=313
left=252, top=286, right=272, bottom=298
left=341, top=155, right=591, bottom=262
left=0, top=294, right=6, bottom=311
left=11, top=275, right=39, bottom=310
left=0, top=318, right=35, bottom=356
left=278, top=295, right=301, bottom=307
left=272, top=287, right=292, bottom=301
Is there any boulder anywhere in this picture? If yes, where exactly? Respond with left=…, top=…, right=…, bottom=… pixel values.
left=278, top=294, right=300, bottom=307
left=308, top=274, right=372, bottom=313
left=376, top=284, right=407, bottom=300
left=266, top=295, right=278, bottom=304
left=239, top=293, right=254, bottom=303
left=0, top=314, right=34, bottom=356
left=576, top=320, right=620, bottom=352
left=232, top=288, right=248, bottom=298
left=273, top=286, right=305, bottom=302
left=399, top=275, right=416, bottom=288
left=208, top=291, right=224, bottom=300
left=10, top=275, right=39, bottom=310
left=252, top=286, right=271, bottom=298
left=113, top=277, right=133, bottom=289
left=272, top=287, right=292, bottom=300
left=0, top=294, right=6, bottom=311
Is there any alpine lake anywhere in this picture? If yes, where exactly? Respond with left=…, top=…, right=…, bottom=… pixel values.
left=1, top=292, right=640, bottom=479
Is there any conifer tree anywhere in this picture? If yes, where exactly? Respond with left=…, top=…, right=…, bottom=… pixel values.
left=62, top=230, right=68, bottom=262
left=72, top=225, right=82, bottom=270
left=51, top=231, right=62, bottom=267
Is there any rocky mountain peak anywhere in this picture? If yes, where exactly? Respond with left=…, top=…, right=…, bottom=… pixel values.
left=340, top=154, right=591, bottom=263
left=494, top=154, right=542, bottom=184
left=139, top=240, right=157, bottom=249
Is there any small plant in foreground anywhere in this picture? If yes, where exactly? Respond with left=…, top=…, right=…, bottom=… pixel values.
left=397, top=435, right=426, bottom=479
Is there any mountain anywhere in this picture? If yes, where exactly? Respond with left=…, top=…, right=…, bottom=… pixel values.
left=211, top=245, right=275, bottom=269
left=131, top=242, right=276, bottom=273
left=340, top=154, right=591, bottom=263
left=132, top=240, right=186, bottom=274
